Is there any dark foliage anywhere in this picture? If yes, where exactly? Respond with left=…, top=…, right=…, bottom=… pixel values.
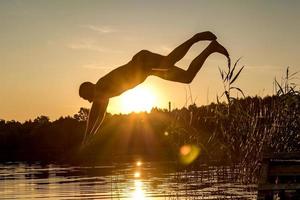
left=0, top=93, right=299, bottom=172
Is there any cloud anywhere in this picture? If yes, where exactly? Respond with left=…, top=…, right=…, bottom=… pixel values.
left=158, top=45, right=172, bottom=53
left=82, top=24, right=116, bottom=34
left=68, top=39, right=106, bottom=52
left=247, top=65, right=284, bottom=72
left=82, top=64, right=113, bottom=71
left=67, top=38, right=123, bottom=53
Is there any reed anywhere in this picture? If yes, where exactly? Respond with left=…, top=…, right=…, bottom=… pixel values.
left=166, top=65, right=300, bottom=180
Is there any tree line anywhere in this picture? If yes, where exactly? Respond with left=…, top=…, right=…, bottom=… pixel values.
left=0, top=94, right=299, bottom=170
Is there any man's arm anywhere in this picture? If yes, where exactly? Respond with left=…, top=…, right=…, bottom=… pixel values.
left=82, top=99, right=109, bottom=146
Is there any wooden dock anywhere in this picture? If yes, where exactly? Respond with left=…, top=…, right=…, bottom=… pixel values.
left=258, top=152, right=300, bottom=199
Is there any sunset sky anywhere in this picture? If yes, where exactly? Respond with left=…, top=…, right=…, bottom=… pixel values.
left=1, top=0, right=299, bottom=121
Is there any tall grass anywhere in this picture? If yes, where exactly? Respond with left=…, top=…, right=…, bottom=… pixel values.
left=217, top=57, right=245, bottom=106
left=166, top=65, right=300, bottom=179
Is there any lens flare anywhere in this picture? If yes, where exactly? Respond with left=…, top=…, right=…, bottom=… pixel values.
left=179, top=144, right=200, bottom=165
left=180, top=145, right=191, bottom=156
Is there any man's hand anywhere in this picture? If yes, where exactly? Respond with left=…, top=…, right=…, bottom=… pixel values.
left=82, top=99, right=109, bottom=147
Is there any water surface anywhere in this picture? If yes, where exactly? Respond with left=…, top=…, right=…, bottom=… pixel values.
left=0, top=162, right=257, bottom=199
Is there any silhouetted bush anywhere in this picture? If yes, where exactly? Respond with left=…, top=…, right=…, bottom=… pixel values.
left=0, top=93, right=299, bottom=172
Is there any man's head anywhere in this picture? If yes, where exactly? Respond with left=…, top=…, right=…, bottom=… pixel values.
left=79, top=82, right=95, bottom=102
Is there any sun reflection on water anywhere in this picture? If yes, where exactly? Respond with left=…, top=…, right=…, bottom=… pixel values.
left=134, top=171, right=140, bottom=178
left=136, top=161, right=142, bottom=167
left=132, top=180, right=147, bottom=200
left=131, top=161, right=147, bottom=200
left=0, top=163, right=257, bottom=199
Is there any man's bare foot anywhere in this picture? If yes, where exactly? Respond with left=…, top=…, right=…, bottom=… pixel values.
left=209, top=40, right=229, bottom=58
left=209, top=40, right=230, bottom=67
left=193, top=31, right=217, bottom=41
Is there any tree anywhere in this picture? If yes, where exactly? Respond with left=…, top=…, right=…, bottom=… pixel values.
left=33, top=116, right=50, bottom=125
left=73, top=107, right=89, bottom=122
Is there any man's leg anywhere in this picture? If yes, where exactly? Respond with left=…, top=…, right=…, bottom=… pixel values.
left=160, top=31, right=217, bottom=68
left=152, top=40, right=229, bottom=83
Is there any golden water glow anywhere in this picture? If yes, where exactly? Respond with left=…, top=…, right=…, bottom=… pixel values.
left=132, top=180, right=146, bottom=200
left=134, top=171, right=141, bottom=178
left=136, top=161, right=142, bottom=167
left=120, top=86, right=156, bottom=113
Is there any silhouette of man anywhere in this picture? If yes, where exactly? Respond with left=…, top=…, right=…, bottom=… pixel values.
left=79, top=32, right=229, bottom=145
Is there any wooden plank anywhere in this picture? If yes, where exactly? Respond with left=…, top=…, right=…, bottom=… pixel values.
left=263, top=152, right=300, bottom=160
left=259, top=162, right=269, bottom=184
left=269, top=165, right=300, bottom=176
left=258, top=183, right=300, bottom=191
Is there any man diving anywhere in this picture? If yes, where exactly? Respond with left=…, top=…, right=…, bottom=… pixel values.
left=79, top=31, right=229, bottom=145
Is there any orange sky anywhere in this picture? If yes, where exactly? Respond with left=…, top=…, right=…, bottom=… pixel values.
left=0, top=0, right=299, bottom=121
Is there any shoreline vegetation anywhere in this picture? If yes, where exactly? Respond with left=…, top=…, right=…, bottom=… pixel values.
left=1, top=66, right=299, bottom=180
left=0, top=93, right=299, bottom=176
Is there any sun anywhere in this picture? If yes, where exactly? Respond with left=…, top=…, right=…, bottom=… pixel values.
left=120, top=85, right=156, bottom=113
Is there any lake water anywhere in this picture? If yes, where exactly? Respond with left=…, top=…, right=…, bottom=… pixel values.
left=0, top=162, right=257, bottom=199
